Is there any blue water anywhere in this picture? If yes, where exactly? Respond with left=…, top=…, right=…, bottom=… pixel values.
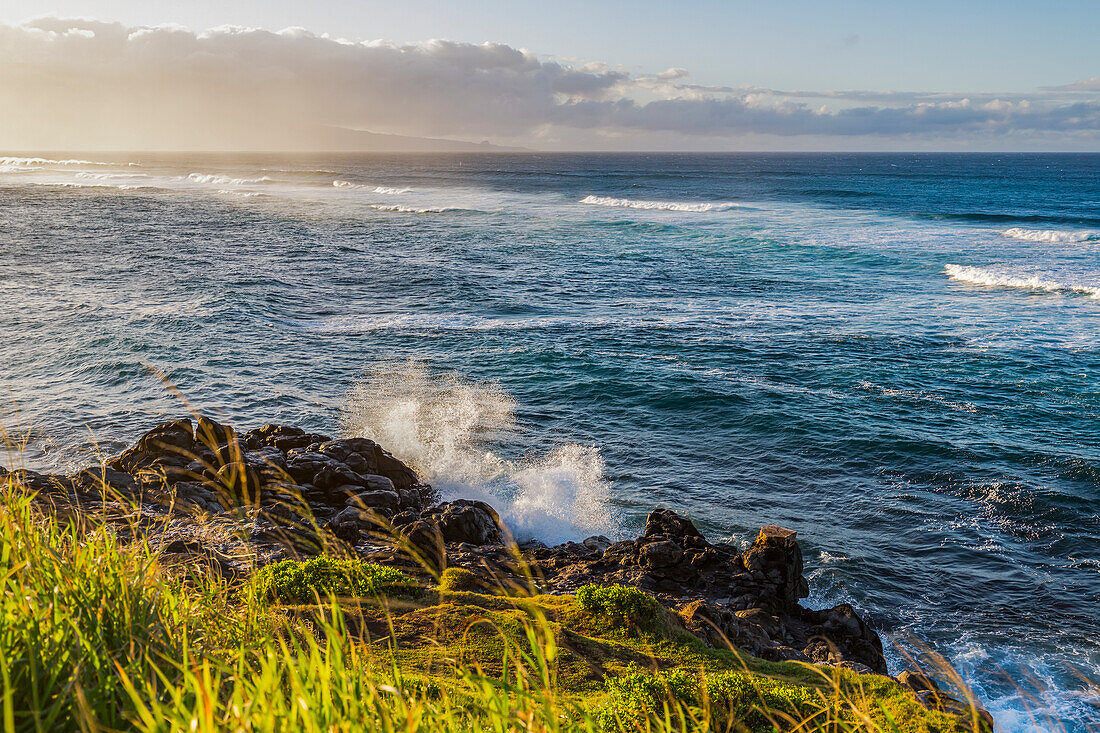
left=1, top=153, right=1098, bottom=729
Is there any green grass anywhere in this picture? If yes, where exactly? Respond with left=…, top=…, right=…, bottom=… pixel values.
left=246, top=556, right=418, bottom=603
left=0, top=475, right=998, bottom=732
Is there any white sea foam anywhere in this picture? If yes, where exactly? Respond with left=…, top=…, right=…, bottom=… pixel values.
left=333, top=180, right=411, bottom=194
left=1000, top=227, right=1100, bottom=243
left=216, top=189, right=264, bottom=197
left=0, top=156, right=113, bottom=168
left=342, top=362, right=619, bottom=544
left=370, top=204, right=458, bottom=213
left=186, top=173, right=272, bottom=186
left=944, top=264, right=1100, bottom=298
left=580, top=195, right=742, bottom=212
left=74, top=172, right=150, bottom=181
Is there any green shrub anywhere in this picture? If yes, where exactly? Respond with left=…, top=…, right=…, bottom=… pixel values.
left=575, top=583, right=659, bottom=630
left=248, top=557, right=417, bottom=603
left=600, top=667, right=819, bottom=732
left=438, top=567, right=482, bottom=593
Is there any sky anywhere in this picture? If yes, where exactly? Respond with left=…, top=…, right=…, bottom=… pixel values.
left=1, top=0, right=1098, bottom=151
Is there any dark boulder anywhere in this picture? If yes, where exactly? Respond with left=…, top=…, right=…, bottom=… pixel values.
left=399, top=520, right=446, bottom=570
left=645, top=508, right=704, bottom=541
left=639, top=539, right=684, bottom=569
left=109, top=419, right=195, bottom=476
left=421, top=500, right=505, bottom=546
left=742, top=525, right=809, bottom=614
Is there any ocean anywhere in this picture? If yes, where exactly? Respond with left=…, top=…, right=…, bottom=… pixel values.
left=1, top=152, right=1097, bottom=729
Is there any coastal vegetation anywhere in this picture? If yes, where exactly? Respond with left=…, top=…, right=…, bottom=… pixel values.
left=0, top=466, right=995, bottom=732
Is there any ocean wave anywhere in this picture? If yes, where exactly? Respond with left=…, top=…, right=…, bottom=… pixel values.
left=74, top=172, right=151, bottom=181
left=0, top=156, right=113, bottom=168
left=944, top=264, right=1100, bottom=299
left=333, top=180, right=412, bottom=193
left=216, top=189, right=265, bottom=197
left=370, top=204, right=461, bottom=213
left=186, top=173, right=273, bottom=186
left=1001, top=228, right=1100, bottom=243
left=342, top=362, right=619, bottom=544
left=579, top=195, right=742, bottom=212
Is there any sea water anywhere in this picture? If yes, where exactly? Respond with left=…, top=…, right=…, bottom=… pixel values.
left=0, top=152, right=1097, bottom=729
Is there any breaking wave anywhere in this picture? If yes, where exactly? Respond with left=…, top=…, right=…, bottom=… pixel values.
left=370, top=204, right=462, bottom=213
left=186, top=173, right=272, bottom=186
left=1001, top=228, right=1100, bottom=243
left=0, top=156, right=114, bottom=168
left=945, top=264, right=1100, bottom=298
left=580, top=195, right=742, bottom=212
left=333, top=180, right=412, bottom=194
left=342, top=362, right=619, bottom=544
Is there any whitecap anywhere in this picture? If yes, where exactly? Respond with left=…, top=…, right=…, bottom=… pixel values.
left=1000, top=227, right=1100, bottom=243
left=944, top=264, right=1100, bottom=298
left=185, top=173, right=272, bottom=186
left=0, top=156, right=114, bottom=168
left=333, top=180, right=411, bottom=193
left=370, top=204, right=460, bottom=213
left=580, top=195, right=742, bottom=212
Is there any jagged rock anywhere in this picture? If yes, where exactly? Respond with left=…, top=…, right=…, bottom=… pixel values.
left=346, top=489, right=401, bottom=511
left=421, top=500, right=505, bottom=546
left=74, top=466, right=139, bottom=496
left=399, top=520, right=446, bottom=570
left=391, top=510, right=419, bottom=527
left=897, top=671, right=939, bottom=693
left=582, top=535, right=612, bottom=554
left=215, top=461, right=262, bottom=497
left=742, top=525, right=809, bottom=614
left=109, top=419, right=194, bottom=475
left=645, top=508, right=704, bottom=540
left=800, top=603, right=886, bottom=673
left=679, top=600, right=773, bottom=656
left=898, top=672, right=995, bottom=730
left=639, top=539, right=684, bottom=569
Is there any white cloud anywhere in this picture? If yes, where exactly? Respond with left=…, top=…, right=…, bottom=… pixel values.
left=0, top=17, right=1096, bottom=150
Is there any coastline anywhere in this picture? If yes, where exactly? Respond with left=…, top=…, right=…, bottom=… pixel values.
left=3, top=415, right=997, bottom=730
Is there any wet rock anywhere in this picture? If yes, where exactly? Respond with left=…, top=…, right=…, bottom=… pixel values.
left=645, top=508, right=704, bottom=540
left=898, top=672, right=995, bottom=731
left=109, top=419, right=195, bottom=476
left=391, top=510, right=419, bottom=528
left=639, top=539, right=684, bottom=569
left=800, top=603, right=887, bottom=673
left=346, top=489, right=401, bottom=512
left=742, top=525, right=809, bottom=614
left=215, top=461, right=262, bottom=502
left=74, top=466, right=139, bottom=496
left=582, top=535, right=612, bottom=554
left=679, top=600, right=773, bottom=656
left=399, top=520, right=446, bottom=570
left=421, top=500, right=504, bottom=546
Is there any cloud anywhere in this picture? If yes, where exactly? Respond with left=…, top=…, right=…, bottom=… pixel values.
left=560, top=97, right=1100, bottom=137
left=1043, top=77, right=1100, bottom=92
left=0, top=17, right=1096, bottom=149
left=656, top=67, right=689, bottom=80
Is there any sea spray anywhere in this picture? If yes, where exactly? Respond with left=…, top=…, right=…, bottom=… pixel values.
left=342, top=362, right=619, bottom=544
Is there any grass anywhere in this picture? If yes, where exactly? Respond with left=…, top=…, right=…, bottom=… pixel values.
left=0, top=469, right=1002, bottom=733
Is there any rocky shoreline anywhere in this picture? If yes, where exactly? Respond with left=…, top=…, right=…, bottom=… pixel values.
left=3, top=416, right=993, bottom=728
